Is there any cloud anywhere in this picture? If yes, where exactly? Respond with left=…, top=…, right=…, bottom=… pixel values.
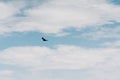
left=0, top=0, right=120, bottom=35
left=81, top=25, right=120, bottom=40
left=0, top=45, right=119, bottom=70
left=0, top=45, right=120, bottom=80
left=0, top=1, right=25, bottom=35
left=0, top=2, right=19, bottom=20
left=13, top=0, right=114, bottom=33
left=0, top=70, right=14, bottom=80
left=0, top=70, right=14, bottom=76
left=0, top=39, right=119, bottom=80
left=102, top=40, right=120, bottom=47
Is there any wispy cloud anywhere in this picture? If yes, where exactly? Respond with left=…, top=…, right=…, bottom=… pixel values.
left=0, top=2, right=18, bottom=20
left=102, top=40, right=120, bottom=47
left=0, top=45, right=119, bottom=70
left=0, top=0, right=120, bottom=80
left=81, top=25, right=120, bottom=40
left=0, top=0, right=120, bottom=35
left=0, top=45, right=120, bottom=80
left=0, top=70, right=14, bottom=76
left=0, top=70, right=14, bottom=80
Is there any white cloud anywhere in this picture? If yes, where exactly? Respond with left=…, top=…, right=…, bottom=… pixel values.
left=102, top=40, right=120, bottom=47
left=81, top=26, right=120, bottom=40
left=0, top=45, right=119, bottom=70
left=0, top=2, right=19, bottom=20
left=0, top=0, right=120, bottom=35
left=0, top=70, right=14, bottom=80
left=0, top=1, right=25, bottom=35
left=0, top=70, right=14, bottom=76
left=0, top=45, right=120, bottom=80
left=13, top=0, right=110, bottom=33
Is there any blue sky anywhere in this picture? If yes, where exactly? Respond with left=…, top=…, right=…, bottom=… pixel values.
left=0, top=0, right=120, bottom=80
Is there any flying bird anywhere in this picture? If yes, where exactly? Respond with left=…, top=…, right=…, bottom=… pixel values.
left=41, top=37, right=48, bottom=41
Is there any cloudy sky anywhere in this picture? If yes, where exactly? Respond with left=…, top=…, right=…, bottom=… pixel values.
left=0, top=0, right=120, bottom=80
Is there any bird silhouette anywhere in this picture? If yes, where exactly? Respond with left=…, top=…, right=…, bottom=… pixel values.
left=42, top=37, right=48, bottom=41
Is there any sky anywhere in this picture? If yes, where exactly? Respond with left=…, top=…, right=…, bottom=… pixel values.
left=0, top=0, right=120, bottom=80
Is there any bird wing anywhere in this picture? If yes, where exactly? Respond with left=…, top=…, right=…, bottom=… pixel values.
left=42, top=37, right=47, bottom=41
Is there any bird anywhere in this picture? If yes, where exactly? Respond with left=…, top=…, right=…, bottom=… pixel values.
left=41, top=37, right=48, bottom=41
